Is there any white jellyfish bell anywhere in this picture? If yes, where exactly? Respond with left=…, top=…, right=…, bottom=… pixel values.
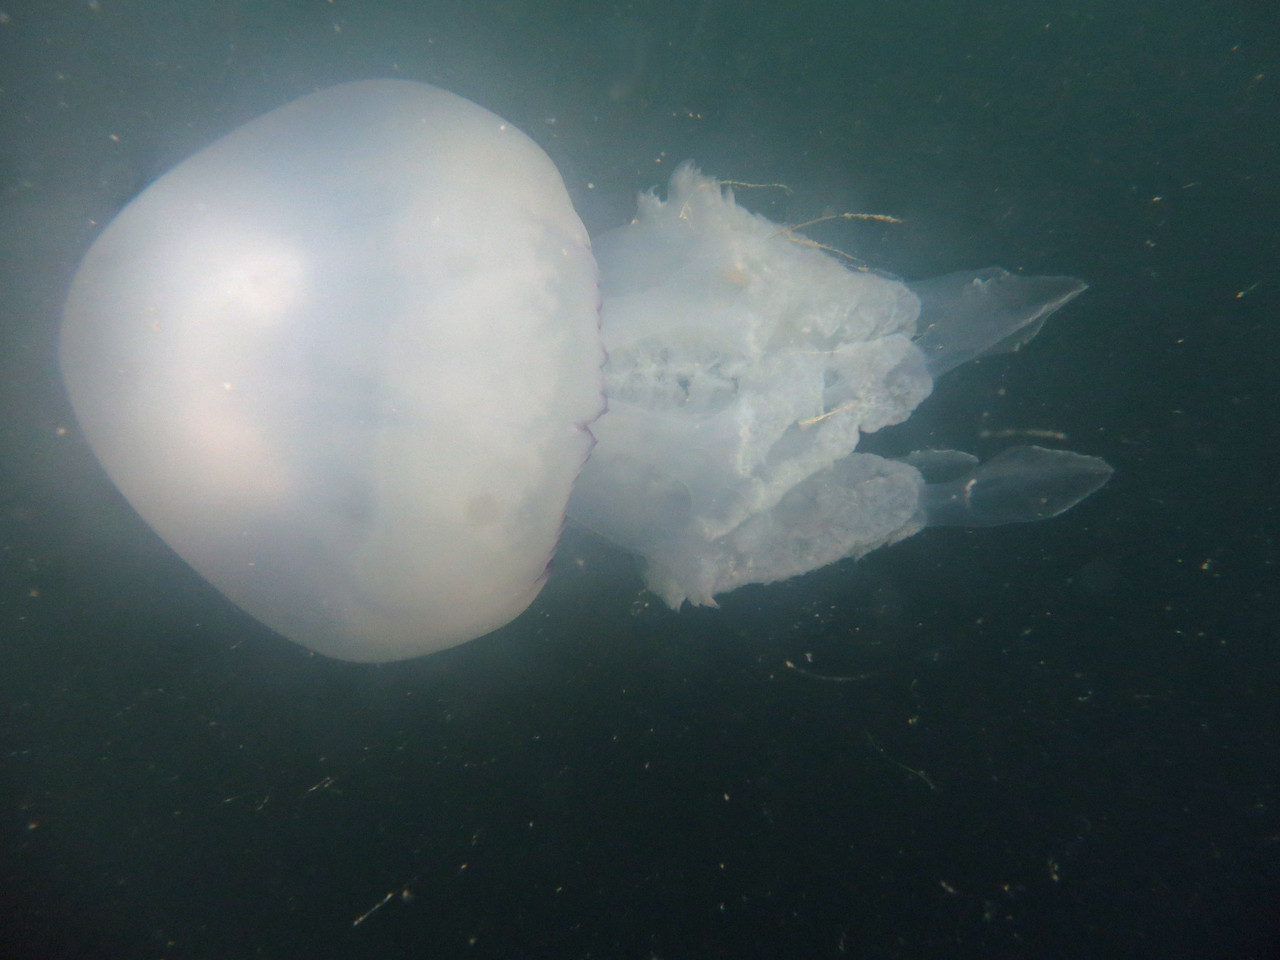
left=60, top=79, right=1111, bottom=662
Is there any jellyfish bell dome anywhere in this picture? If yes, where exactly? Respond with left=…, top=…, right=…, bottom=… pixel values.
left=61, top=79, right=1111, bottom=663
left=60, top=80, right=605, bottom=661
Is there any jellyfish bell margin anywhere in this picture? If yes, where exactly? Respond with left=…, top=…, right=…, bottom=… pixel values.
left=59, top=79, right=1111, bottom=662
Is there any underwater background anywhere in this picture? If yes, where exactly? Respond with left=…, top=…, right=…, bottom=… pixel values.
left=1, top=0, right=1277, bottom=957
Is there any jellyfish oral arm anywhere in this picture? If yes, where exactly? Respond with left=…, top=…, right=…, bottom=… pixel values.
left=909, top=267, right=1088, bottom=377
left=570, top=166, right=1109, bottom=609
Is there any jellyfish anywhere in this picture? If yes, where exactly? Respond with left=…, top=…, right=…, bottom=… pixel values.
left=60, top=80, right=1111, bottom=662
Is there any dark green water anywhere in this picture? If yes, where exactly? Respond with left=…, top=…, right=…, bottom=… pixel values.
left=2, top=1, right=1277, bottom=957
